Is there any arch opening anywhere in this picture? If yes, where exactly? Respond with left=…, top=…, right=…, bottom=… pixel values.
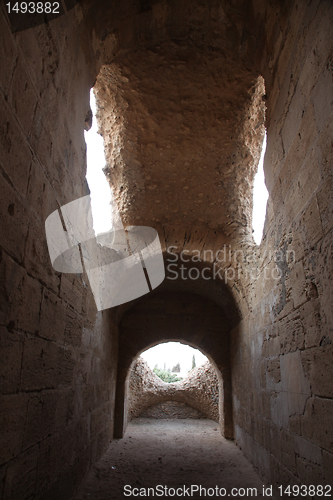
left=114, top=289, right=239, bottom=441
left=142, top=341, right=208, bottom=380
left=128, top=341, right=220, bottom=423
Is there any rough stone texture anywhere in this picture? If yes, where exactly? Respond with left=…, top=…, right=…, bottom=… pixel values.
left=128, top=358, right=219, bottom=422
left=114, top=291, right=233, bottom=440
left=230, top=0, right=333, bottom=490
left=1, top=0, right=333, bottom=497
left=139, top=401, right=206, bottom=419
left=96, top=54, right=265, bottom=238
left=0, top=6, right=117, bottom=500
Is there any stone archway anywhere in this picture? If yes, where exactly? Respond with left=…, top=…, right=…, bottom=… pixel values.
left=114, top=288, right=241, bottom=439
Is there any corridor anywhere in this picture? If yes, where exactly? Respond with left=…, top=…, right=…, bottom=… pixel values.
left=74, top=419, right=264, bottom=500
left=1, top=0, right=332, bottom=497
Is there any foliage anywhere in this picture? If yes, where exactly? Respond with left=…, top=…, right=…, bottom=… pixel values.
left=153, top=368, right=182, bottom=383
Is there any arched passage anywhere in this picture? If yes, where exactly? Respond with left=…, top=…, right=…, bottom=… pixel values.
left=127, top=342, right=220, bottom=422
left=1, top=1, right=333, bottom=496
left=114, top=288, right=240, bottom=439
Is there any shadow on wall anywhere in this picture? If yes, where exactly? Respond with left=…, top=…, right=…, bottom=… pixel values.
left=128, top=357, right=219, bottom=422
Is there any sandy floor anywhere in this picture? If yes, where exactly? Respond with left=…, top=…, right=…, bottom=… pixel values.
left=74, top=419, right=266, bottom=499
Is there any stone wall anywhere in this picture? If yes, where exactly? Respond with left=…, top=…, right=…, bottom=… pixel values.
left=0, top=0, right=332, bottom=496
left=128, top=358, right=219, bottom=422
left=231, top=0, right=333, bottom=489
left=139, top=401, right=206, bottom=420
left=0, top=8, right=118, bottom=500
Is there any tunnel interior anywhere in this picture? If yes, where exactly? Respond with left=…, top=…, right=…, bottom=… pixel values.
left=0, top=0, right=333, bottom=498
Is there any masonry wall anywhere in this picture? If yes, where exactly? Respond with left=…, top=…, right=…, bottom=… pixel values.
left=232, top=0, right=333, bottom=488
left=0, top=8, right=117, bottom=499
left=1, top=0, right=332, bottom=496
left=128, top=358, right=219, bottom=422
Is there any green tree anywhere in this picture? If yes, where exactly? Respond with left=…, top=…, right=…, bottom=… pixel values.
left=153, top=368, right=182, bottom=383
left=192, top=355, right=196, bottom=369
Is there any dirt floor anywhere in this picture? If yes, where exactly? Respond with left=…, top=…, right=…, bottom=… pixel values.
left=74, top=419, right=267, bottom=500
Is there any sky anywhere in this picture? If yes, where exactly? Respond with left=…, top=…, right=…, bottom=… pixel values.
left=84, top=89, right=269, bottom=370
left=141, top=342, right=208, bottom=373
left=252, top=133, right=268, bottom=245
left=84, top=90, right=113, bottom=235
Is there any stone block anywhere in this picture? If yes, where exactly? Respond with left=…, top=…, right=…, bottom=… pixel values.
left=253, top=415, right=264, bottom=446
left=72, top=417, right=90, bottom=456
left=64, top=305, right=84, bottom=347
left=0, top=251, right=21, bottom=326
left=60, top=274, right=84, bottom=311
left=295, top=456, right=325, bottom=487
left=300, top=196, right=324, bottom=250
left=13, top=26, right=44, bottom=94
left=16, top=273, right=43, bottom=335
left=290, top=260, right=307, bottom=309
left=0, top=93, right=33, bottom=199
left=281, top=429, right=296, bottom=474
left=8, top=58, right=38, bottom=136
left=263, top=131, right=285, bottom=194
left=266, top=357, right=281, bottom=390
left=280, top=350, right=311, bottom=397
left=291, top=220, right=306, bottom=263
left=82, top=285, right=98, bottom=327
left=316, top=156, right=333, bottom=235
left=21, top=337, right=75, bottom=391
left=301, top=346, right=333, bottom=398
left=0, top=171, right=28, bottom=262
left=322, top=450, right=333, bottom=484
left=279, top=314, right=305, bottom=354
left=294, top=435, right=322, bottom=466
left=298, top=1, right=333, bottom=102
left=312, top=60, right=333, bottom=135
left=0, top=326, right=24, bottom=395
left=36, top=421, right=86, bottom=497
left=23, top=389, right=69, bottom=450
left=301, top=397, right=333, bottom=453
left=39, top=288, right=67, bottom=342
left=29, top=104, right=54, bottom=180
left=23, top=391, right=57, bottom=450
left=26, top=158, right=59, bottom=223
left=285, top=148, right=321, bottom=225
left=268, top=422, right=282, bottom=462
left=0, top=394, right=28, bottom=465
left=300, top=298, right=322, bottom=349
left=316, top=116, right=333, bottom=175
left=36, top=433, right=67, bottom=494
left=23, top=214, right=60, bottom=293
left=0, top=12, right=18, bottom=96
left=283, top=103, right=317, bottom=191
left=288, top=413, right=301, bottom=435
left=268, top=335, right=280, bottom=358
left=0, top=252, right=42, bottom=334
left=2, top=445, right=38, bottom=500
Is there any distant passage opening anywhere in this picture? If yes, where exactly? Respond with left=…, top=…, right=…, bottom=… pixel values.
left=142, top=341, right=208, bottom=381
left=128, top=342, right=219, bottom=423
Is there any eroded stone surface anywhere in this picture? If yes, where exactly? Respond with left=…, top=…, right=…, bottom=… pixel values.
left=128, top=358, right=219, bottom=421
left=0, top=0, right=333, bottom=497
